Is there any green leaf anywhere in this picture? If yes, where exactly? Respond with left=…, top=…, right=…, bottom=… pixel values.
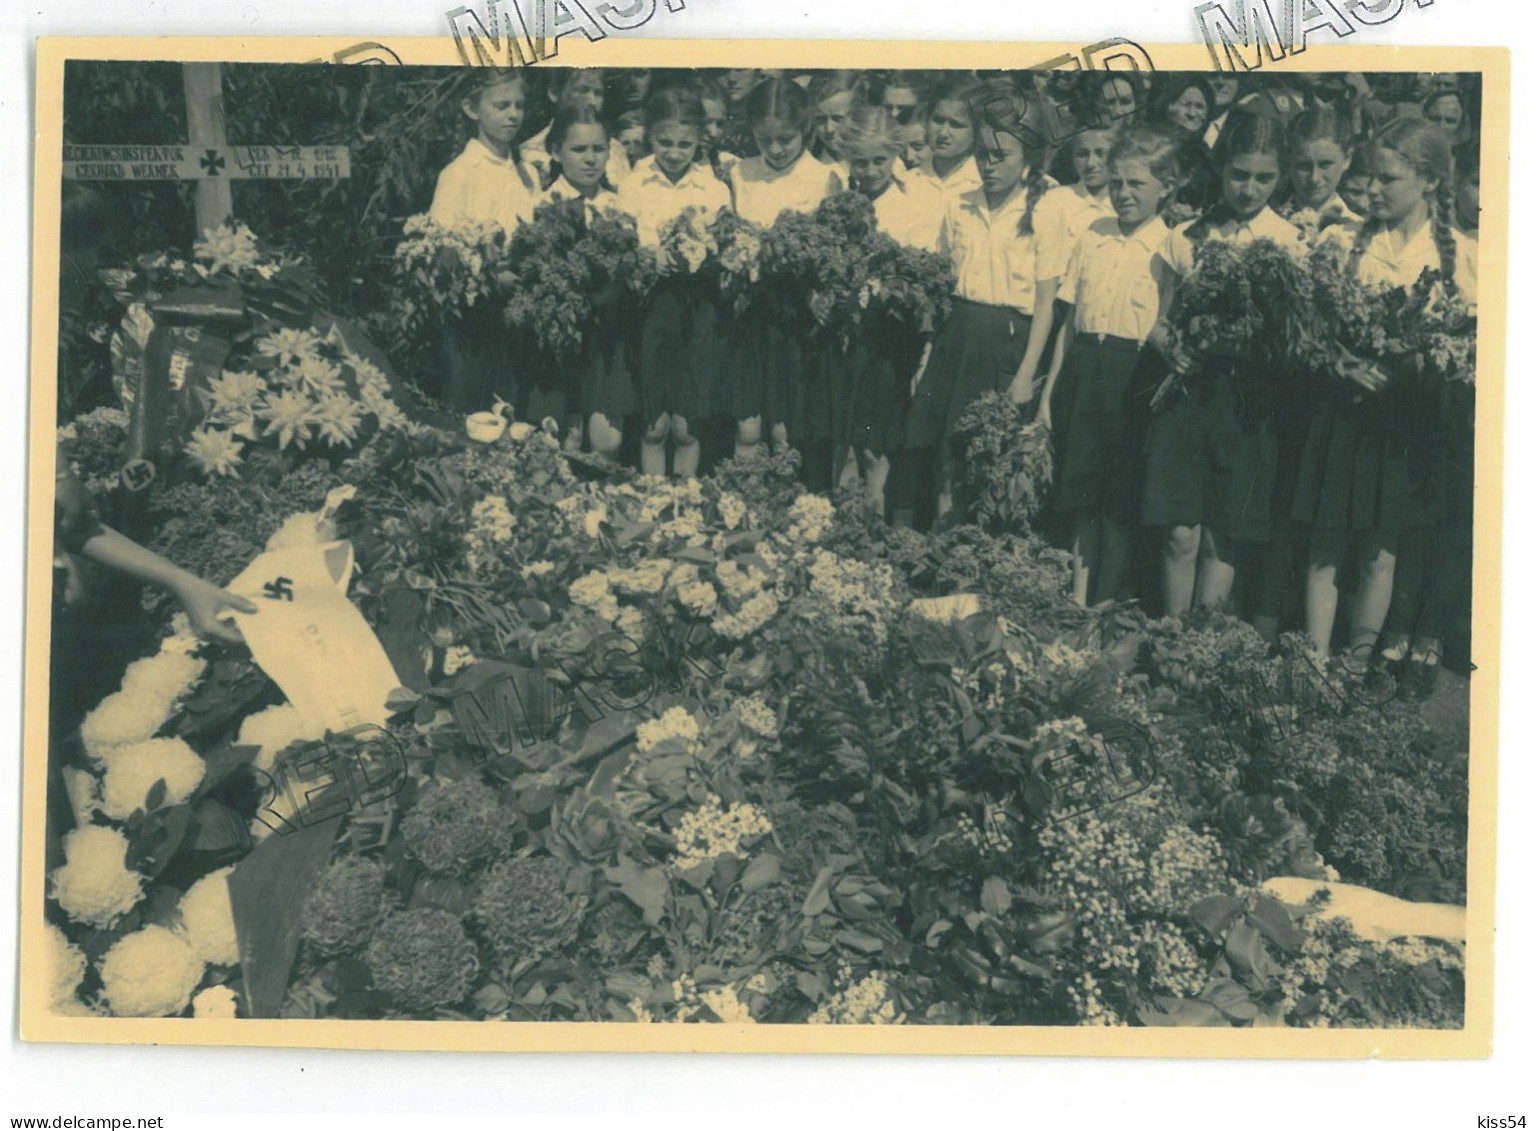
left=228, top=813, right=342, bottom=1019
left=980, top=876, right=1011, bottom=916
left=604, top=858, right=669, bottom=927
left=1191, top=894, right=1246, bottom=940
left=739, top=852, right=781, bottom=893
left=1224, top=921, right=1275, bottom=981
left=834, top=930, right=884, bottom=954
left=1247, top=896, right=1304, bottom=954
left=1200, top=978, right=1259, bottom=1022
left=1138, top=996, right=1224, bottom=1027
left=801, top=866, right=835, bottom=917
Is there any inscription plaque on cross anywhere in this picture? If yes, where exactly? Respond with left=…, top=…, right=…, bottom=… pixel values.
left=61, top=63, right=351, bottom=235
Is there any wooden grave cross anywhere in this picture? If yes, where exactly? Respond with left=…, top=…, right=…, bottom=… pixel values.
left=60, top=62, right=353, bottom=521
left=62, top=62, right=351, bottom=235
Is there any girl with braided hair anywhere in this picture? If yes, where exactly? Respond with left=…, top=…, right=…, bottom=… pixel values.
left=903, top=80, right=1060, bottom=525
left=1290, top=117, right=1477, bottom=682
left=1142, top=112, right=1305, bottom=618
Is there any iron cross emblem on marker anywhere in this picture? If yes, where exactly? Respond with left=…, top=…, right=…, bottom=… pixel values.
left=262, top=577, right=295, bottom=601
left=199, top=148, right=226, bottom=175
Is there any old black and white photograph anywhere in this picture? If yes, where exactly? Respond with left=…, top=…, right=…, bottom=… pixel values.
left=25, top=32, right=1501, bottom=1055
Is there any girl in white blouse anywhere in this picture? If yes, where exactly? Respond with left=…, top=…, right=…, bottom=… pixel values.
left=725, top=79, right=842, bottom=459
left=1290, top=117, right=1478, bottom=680
left=429, top=71, right=538, bottom=410
left=618, top=88, right=733, bottom=479
left=903, top=81, right=1059, bottom=526
left=1045, top=127, right=1182, bottom=607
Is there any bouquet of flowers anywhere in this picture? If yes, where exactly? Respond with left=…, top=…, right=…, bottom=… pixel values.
left=91, top=223, right=409, bottom=484
left=656, top=205, right=726, bottom=276
left=953, top=392, right=1054, bottom=535
left=499, top=198, right=658, bottom=367
left=1304, top=240, right=1477, bottom=388
left=1154, top=237, right=1310, bottom=411
left=390, top=215, right=512, bottom=343
left=860, top=235, right=956, bottom=333
left=757, top=192, right=912, bottom=344
left=709, top=208, right=763, bottom=315
left=178, top=322, right=407, bottom=480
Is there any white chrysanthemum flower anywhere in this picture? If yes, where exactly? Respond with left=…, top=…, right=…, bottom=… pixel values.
left=49, top=826, right=144, bottom=928
left=119, top=649, right=205, bottom=708
left=184, top=427, right=245, bottom=478
left=358, top=380, right=407, bottom=430
left=258, top=389, right=319, bottom=450
left=236, top=703, right=319, bottom=773
left=192, top=984, right=240, bottom=1019
left=311, top=393, right=364, bottom=447
left=283, top=354, right=345, bottom=399
left=206, top=369, right=266, bottom=414
left=179, top=867, right=239, bottom=966
left=193, top=222, right=262, bottom=275
left=46, top=922, right=87, bottom=1010
left=255, top=326, right=324, bottom=368
left=98, top=737, right=206, bottom=820
left=520, top=560, right=555, bottom=580
left=79, top=691, right=170, bottom=759
left=98, top=925, right=205, bottom=1018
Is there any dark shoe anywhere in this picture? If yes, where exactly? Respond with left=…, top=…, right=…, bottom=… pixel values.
left=1406, top=655, right=1442, bottom=702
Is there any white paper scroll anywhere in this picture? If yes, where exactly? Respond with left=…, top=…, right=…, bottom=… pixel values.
left=224, top=540, right=401, bottom=734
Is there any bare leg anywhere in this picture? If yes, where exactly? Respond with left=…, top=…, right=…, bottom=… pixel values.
left=671, top=415, right=701, bottom=480
left=836, top=446, right=862, bottom=496
left=1195, top=524, right=1237, bottom=608
left=734, top=415, right=763, bottom=460
left=1162, top=524, right=1201, bottom=617
left=1304, top=528, right=1346, bottom=660
left=865, top=451, right=891, bottom=521
left=587, top=412, right=623, bottom=462
left=641, top=413, right=670, bottom=478
left=1347, top=532, right=1397, bottom=666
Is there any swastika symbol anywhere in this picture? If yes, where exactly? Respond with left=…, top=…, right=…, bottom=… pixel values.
left=119, top=459, right=156, bottom=493
left=263, top=576, right=295, bottom=601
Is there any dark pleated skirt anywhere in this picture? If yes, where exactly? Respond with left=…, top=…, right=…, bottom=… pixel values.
left=638, top=279, right=720, bottom=425
left=1052, top=334, right=1148, bottom=524
left=905, top=300, right=1031, bottom=450
left=1139, top=357, right=1278, bottom=542
left=577, top=316, right=637, bottom=423
left=442, top=302, right=513, bottom=412
left=793, top=336, right=844, bottom=445
left=1288, top=378, right=1448, bottom=532
left=842, top=322, right=924, bottom=457
left=720, top=311, right=797, bottom=426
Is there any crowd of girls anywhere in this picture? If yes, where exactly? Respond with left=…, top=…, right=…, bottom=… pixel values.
left=426, top=65, right=1481, bottom=695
